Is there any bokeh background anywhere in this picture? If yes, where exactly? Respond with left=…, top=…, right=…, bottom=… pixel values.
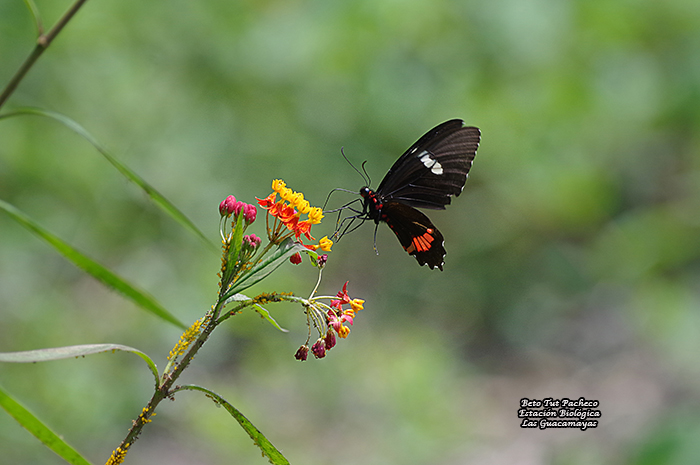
left=2, top=0, right=700, bottom=463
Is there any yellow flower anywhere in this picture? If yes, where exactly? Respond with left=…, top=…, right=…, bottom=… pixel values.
left=272, top=179, right=286, bottom=192
left=279, top=187, right=294, bottom=202
left=350, top=298, right=364, bottom=312
left=337, top=325, right=350, bottom=338
left=296, top=198, right=311, bottom=214
left=258, top=179, right=326, bottom=245
left=307, top=207, right=324, bottom=224
left=318, top=236, right=333, bottom=252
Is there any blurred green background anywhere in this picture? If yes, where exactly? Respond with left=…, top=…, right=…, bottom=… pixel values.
left=2, top=0, right=700, bottom=463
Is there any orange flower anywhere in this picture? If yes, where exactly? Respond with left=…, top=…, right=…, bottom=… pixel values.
left=257, top=179, right=326, bottom=246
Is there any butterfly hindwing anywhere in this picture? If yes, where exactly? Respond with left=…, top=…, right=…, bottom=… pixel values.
left=381, top=201, right=446, bottom=271
left=376, top=119, right=480, bottom=210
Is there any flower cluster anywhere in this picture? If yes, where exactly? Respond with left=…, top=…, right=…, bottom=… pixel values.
left=219, top=195, right=257, bottom=224
left=215, top=182, right=363, bottom=362
left=329, top=281, right=364, bottom=338
left=217, top=194, right=261, bottom=292
left=295, top=281, right=364, bottom=360
left=257, top=179, right=333, bottom=252
left=240, top=234, right=262, bottom=262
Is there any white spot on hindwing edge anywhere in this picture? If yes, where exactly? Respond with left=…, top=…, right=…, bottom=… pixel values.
left=418, top=150, right=443, bottom=175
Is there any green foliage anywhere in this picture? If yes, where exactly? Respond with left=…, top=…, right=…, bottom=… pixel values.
left=0, top=385, right=92, bottom=465
left=0, top=199, right=187, bottom=330
left=2, top=0, right=700, bottom=463
left=173, top=385, right=290, bottom=465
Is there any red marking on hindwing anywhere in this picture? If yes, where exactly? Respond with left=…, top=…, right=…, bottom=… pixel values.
left=405, top=231, right=435, bottom=254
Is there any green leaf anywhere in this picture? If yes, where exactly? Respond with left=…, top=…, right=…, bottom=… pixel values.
left=22, top=0, right=44, bottom=36
left=226, top=238, right=305, bottom=298
left=0, top=108, right=215, bottom=252
left=0, top=200, right=186, bottom=330
left=254, top=304, right=289, bottom=332
left=0, top=344, right=160, bottom=389
left=0, top=384, right=93, bottom=465
left=173, top=384, right=290, bottom=465
left=304, top=248, right=319, bottom=265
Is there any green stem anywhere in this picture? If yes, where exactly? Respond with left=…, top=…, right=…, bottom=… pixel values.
left=109, top=294, right=269, bottom=462
left=0, top=0, right=89, bottom=110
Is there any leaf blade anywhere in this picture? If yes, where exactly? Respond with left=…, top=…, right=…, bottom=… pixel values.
left=0, top=107, right=215, bottom=252
left=0, top=343, right=160, bottom=388
left=0, top=384, right=93, bottom=465
left=174, top=384, right=290, bottom=465
left=0, top=199, right=186, bottom=330
left=226, top=238, right=305, bottom=297
left=254, top=304, right=289, bottom=332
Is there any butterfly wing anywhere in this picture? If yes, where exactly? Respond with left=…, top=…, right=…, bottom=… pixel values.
left=376, top=119, right=480, bottom=210
left=381, top=201, right=446, bottom=270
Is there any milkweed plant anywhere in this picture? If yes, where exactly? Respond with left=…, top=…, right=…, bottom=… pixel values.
left=0, top=2, right=368, bottom=463
left=1, top=179, right=364, bottom=465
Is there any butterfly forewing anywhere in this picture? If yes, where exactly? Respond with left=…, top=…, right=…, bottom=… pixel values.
left=381, top=201, right=446, bottom=270
left=376, top=119, right=480, bottom=210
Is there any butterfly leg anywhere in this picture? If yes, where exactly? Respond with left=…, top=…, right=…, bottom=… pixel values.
left=373, top=222, right=380, bottom=255
left=333, top=212, right=369, bottom=242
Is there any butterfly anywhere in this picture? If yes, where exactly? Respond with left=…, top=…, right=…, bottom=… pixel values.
left=332, top=119, right=481, bottom=270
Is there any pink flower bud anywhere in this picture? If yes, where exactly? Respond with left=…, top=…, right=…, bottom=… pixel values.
left=250, top=234, right=261, bottom=247
left=232, top=201, right=244, bottom=217
left=219, top=195, right=236, bottom=216
left=243, top=234, right=262, bottom=249
left=243, top=203, right=257, bottom=224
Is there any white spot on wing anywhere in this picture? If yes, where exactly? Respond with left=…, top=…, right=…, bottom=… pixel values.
left=418, top=150, right=443, bottom=175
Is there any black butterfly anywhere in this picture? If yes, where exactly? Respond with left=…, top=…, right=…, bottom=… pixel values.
left=333, top=119, right=481, bottom=270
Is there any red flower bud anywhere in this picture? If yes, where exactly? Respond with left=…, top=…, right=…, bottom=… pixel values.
left=289, top=252, right=302, bottom=265
left=294, top=345, right=309, bottom=361
left=324, top=330, right=336, bottom=350
left=311, top=339, right=326, bottom=358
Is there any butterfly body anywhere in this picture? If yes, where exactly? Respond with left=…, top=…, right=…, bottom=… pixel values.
left=341, top=119, right=480, bottom=270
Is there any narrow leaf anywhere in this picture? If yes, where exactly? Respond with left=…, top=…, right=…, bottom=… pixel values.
left=0, top=200, right=186, bottom=330
left=254, top=304, right=288, bottom=332
left=22, top=0, right=44, bottom=35
left=0, top=108, right=215, bottom=251
left=0, top=343, right=160, bottom=388
left=0, top=384, right=93, bottom=465
left=226, top=238, right=305, bottom=298
left=173, top=384, right=290, bottom=465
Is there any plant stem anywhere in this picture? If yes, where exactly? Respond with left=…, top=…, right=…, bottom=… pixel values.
left=111, top=290, right=273, bottom=461
left=112, top=304, right=222, bottom=456
left=0, top=0, right=90, bottom=110
left=110, top=291, right=307, bottom=461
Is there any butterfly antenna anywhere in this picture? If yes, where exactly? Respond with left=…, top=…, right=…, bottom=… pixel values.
left=341, top=147, right=370, bottom=186
left=361, top=160, right=372, bottom=187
